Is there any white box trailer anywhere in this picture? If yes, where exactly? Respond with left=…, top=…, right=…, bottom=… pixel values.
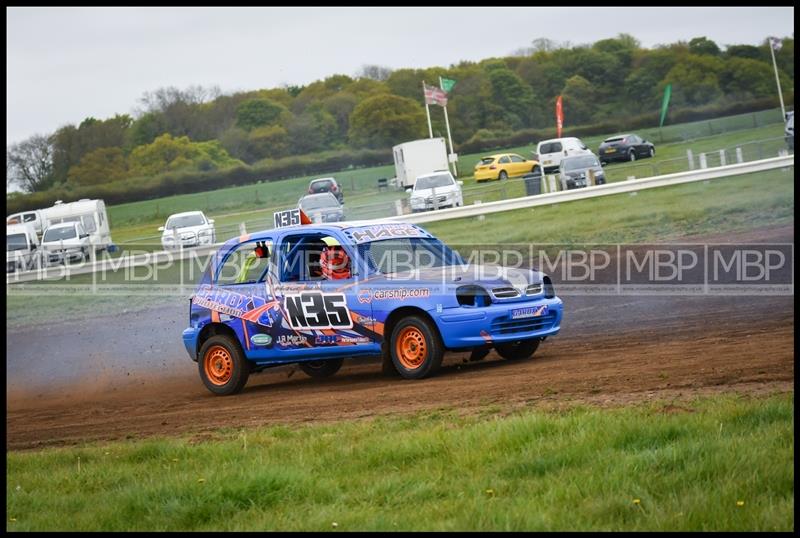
left=393, top=137, right=450, bottom=189
left=41, top=199, right=113, bottom=251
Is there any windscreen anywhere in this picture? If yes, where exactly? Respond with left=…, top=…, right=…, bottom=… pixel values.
left=415, top=174, right=453, bottom=190
left=479, top=157, right=495, bottom=165
left=43, top=227, right=77, bottom=242
left=300, top=194, right=338, bottom=210
left=564, top=156, right=600, bottom=170
left=167, top=214, right=205, bottom=229
left=604, top=137, right=625, bottom=143
left=7, top=233, right=28, bottom=251
left=358, top=237, right=462, bottom=275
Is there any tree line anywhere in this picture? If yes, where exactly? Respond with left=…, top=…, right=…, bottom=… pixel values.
left=7, top=34, right=794, bottom=195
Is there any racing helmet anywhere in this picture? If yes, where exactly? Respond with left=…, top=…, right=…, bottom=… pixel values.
left=320, top=236, right=351, bottom=280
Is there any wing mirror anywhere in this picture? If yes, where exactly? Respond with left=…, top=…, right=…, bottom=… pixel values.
left=208, top=219, right=215, bottom=225
left=457, top=180, right=464, bottom=186
left=158, top=226, right=165, bottom=232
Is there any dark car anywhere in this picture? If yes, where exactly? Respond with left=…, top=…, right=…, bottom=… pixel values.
left=298, top=192, right=344, bottom=223
left=559, top=154, right=606, bottom=190
left=308, top=177, right=344, bottom=204
left=598, top=134, right=655, bottom=165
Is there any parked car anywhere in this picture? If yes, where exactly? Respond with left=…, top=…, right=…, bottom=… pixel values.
left=559, top=154, right=606, bottom=190
left=41, top=221, right=91, bottom=265
left=535, top=137, right=592, bottom=174
left=308, top=177, right=344, bottom=204
left=474, top=153, right=540, bottom=182
left=410, top=171, right=464, bottom=212
left=298, top=192, right=344, bottom=223
left=598, top=133, right=655, bottom=164
left=182, top=220, right=563, bottom=395
left=7, top=222, right=40, bottom=273
left=159, top=211, right=216, bottom=250
left=785, top=111, right=794, bottom=150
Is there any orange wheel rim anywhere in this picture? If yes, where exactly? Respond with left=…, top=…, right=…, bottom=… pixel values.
left=204, top=345, right=233, bottom=386
left=395, top=327, right=427, bottom=369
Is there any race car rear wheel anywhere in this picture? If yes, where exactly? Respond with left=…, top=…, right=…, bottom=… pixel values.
left=199, top=335, right=251, bottom=395
left=499, top=170, right=508, bottom=180
left=495, top=338, right=541, bottom=360
left=300, top=358, right=344, bottom=378
left=390, top=316, right=443, bottom=379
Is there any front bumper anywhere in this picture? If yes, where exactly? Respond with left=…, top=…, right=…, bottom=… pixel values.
left=433, top=296, right=563, bottom=348
left=183, top=327, right=200, bottom=361
left=44, top=249, right=83, bottom=264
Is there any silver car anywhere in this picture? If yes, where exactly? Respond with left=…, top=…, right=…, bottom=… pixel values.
left=299, top=192, right=344, bottom=223
left=559, top=154, right=607, bottom=190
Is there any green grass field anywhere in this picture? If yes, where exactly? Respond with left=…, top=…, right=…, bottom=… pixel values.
left=6, top=393, right=793, bottom=531
left=105, top=117, right=788, bottom=248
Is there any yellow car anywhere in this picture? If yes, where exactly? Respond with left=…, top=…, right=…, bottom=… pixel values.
left=473, top=153, right=540, bottom=182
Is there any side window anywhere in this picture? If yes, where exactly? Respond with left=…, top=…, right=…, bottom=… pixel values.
left=82, top=215, right=97, bottom=233
left=23, top=213, right=36, bottom=222
left=217, top=240, right=274, bottom=286
left=509, top=155, right=524, bottom=163
left=280, top=234, right=352, bottom=282
left=551, top=143, right=562, bottom=153
left=498, top=155, right=511, bottom=164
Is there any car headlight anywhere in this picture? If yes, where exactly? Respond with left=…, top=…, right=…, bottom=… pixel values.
left=198, top=229, right=212, bottom=237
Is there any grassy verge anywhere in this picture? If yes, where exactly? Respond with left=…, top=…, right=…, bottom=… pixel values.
left=427, top=167, right=794, bottom=245
left=6, top=393, right=793, bottom=531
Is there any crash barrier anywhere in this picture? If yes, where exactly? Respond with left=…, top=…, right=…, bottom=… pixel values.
left=7, top=154, right=793, bottom=284
left=386, top=154, right=794, bottom=225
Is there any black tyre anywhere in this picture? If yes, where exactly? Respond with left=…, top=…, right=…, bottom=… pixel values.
left=300, top=358, right=344, bottom=378
left=499, top=170, right=508, bottom=180
left=629, top=149, right=637, bottom=162
left=390, top=315, right=444, bottom=379
left=198, top=334, right=251, bottom=395
left=495, top=338, right=541, bottom=360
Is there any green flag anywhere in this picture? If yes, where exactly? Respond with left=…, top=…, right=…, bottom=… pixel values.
left=659, top=84, right=672, bottom=128
left=440, top=77, right=456, bottom=93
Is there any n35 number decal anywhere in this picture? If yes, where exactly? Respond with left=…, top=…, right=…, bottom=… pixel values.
left=274, top=208, right=301, bottom=229
left=284, top=292, right=353, bottom=330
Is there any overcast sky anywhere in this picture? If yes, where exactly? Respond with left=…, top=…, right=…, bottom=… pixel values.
left=6, top=6, right=795, bottom=145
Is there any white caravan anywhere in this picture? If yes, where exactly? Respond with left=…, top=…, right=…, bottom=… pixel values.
left=393, top=137, right=451, bottom=189
left=41, top=199, right=112, bottom=251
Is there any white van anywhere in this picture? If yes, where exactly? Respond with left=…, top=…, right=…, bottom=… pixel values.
left=7, top=222, right=40, bottom=273
left=41, top=199, right=112, bottom=251
left=6, top=209, right=44, bottom=236
left=535, top=137, right=592, bottom=174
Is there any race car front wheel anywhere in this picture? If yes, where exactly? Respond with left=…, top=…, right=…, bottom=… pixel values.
left=300, top=358, right=344, bottom=378
left=495, top=338, right=541, bottom=360
left=199, top=335, right=251, bottom=395
left=390, top=316, right=444, bottom=379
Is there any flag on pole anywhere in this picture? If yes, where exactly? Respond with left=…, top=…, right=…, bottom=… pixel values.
left=440, top=77, right=456, bottom=93
left=770, top=37, right=783, bottom=52
left=659, top=84, right=672, bottom=128
left=424, top=84, right=448, bottom=107
left=555, top=95, right=563, bottom=138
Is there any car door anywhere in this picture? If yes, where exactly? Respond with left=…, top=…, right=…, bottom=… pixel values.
left=271, top=232, right=379, bottom=358
left=497, top=155, right=511, bottom=177
left=509, top=154, right=528, bottom=176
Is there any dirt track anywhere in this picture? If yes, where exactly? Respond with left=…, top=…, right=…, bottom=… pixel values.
left=6, top=226, right=795, bottom=450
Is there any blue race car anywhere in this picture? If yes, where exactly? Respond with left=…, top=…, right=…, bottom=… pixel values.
left=183, top=216, right=563, bottom=395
